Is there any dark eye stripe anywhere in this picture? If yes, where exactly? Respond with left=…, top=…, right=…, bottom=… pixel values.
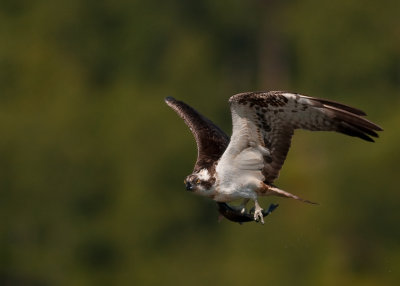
left=201, top=181, right=213, bottom=189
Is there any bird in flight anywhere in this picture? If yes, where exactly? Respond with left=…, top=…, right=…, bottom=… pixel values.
left=165, top=92, right=382, bottom=224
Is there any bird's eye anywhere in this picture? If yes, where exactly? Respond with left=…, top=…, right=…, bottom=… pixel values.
left=196, top=179, right=201, bottom=184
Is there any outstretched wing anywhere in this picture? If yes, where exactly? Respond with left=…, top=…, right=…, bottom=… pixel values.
left=220, top=91, right=383, bottom=184
left=165, top=97, right=229, bottom=172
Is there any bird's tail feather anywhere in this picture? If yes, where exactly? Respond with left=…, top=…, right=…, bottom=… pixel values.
left=262, top=184, right=318, bottom=205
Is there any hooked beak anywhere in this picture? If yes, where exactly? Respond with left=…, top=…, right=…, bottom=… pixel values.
left=185, top=181, right=193, bottom=191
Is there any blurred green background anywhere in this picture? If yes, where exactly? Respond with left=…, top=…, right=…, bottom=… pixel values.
left=1, top=0, right=399, bottom=285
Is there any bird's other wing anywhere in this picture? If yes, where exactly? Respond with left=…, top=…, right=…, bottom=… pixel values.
left=220, top=91, right=383, bottom=184
left=165, top=97, right=229, bottom=172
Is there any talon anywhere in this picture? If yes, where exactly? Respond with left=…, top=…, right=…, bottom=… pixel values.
left=253, top=200, right=264, bottom=225
left=240, top=207, right=246, bottom=214
left=254, top=209, right=264, bottom=224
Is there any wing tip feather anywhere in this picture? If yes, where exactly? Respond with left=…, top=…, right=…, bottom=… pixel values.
left=303, top=96, right=367, bottom=116
left=164, top=96, right=176, bottom=104
left=338, top=122, right=377, bottom=142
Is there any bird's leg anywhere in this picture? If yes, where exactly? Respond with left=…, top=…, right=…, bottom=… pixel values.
left=238, top=198, right=250, bottom=214
left=253, top=200, right=264, bottom=224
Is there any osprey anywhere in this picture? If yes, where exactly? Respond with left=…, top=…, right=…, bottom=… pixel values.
left=165, top=92, right=382, bottom=224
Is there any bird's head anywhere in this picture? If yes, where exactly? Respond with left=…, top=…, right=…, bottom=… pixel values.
left=184, top=168, right=215, bottom=196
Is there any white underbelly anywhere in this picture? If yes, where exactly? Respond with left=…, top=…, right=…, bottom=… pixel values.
left=214, top=148, right=265, bottom=202
left=213, top=180, right=259, bottom=202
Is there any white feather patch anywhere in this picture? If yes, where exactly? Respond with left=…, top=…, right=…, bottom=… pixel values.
left=197, top=168, right=210, bottom=181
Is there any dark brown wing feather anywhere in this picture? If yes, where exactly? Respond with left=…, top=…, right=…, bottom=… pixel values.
left=165, top=97, right=229, bottom=172
left=229, top=91, right=383, bottom=183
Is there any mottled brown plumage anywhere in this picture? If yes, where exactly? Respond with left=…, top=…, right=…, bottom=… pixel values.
left=165, top=92, right=383, bottom=224
left=229, top=92, right=383, bottom=183
left=165, top=96, right=241, bottom=222
left=164, top=97, right=229, bottom=173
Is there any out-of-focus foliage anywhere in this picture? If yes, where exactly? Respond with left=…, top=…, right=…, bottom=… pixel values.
left=0, top=0, right=399, bottom=285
